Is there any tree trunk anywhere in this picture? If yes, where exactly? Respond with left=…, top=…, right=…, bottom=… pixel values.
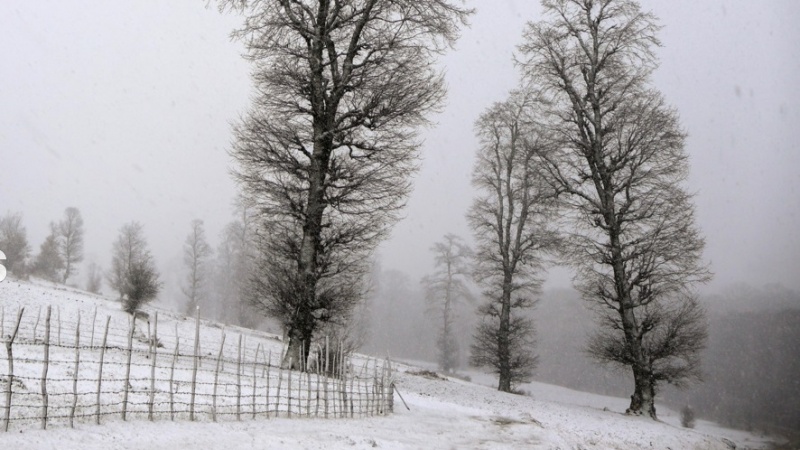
left=497, top=274, right=513, bottom=393
left=628, top=365, right=657, bottom=419
left=282, top=327, right=313, bottom=370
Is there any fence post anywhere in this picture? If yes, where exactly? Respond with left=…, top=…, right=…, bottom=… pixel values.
left=236, top=334, right=243, bottom=421
left=33, top=306, right=41, bottom=341
left=90, top=306, right=97, bottom=349
left=252, top=343, right=260, bottom=419
left=95, top=316, right=110, bottom=425
left=212, top=329, right=225, bottom=422
left=386, top=358, right=394, bottom=414
left=69, top=312, right=81, bottom=428
left=3, top=307, right=24, bottom=432
left=276, top=364, right=283, bottom=417
left=169, top=334, right=179, bottom=421
left=190, top=306, right=200, bottom=421
left=265, top=350, right=271, bottom=419
left=122, top=313, right=135, bottom=421
left=306, top=369, right=312, bottom=418
left=287, top=358, right=293, bottom=418
left=148, top=312, right=158, bottom=421
left=40, top=306, right=51, bottom=430
left=324, top=336, right=329, bottom=419
left=349, top=358, right=355, bottom=418
left=57, top=305, right=61, bottom=347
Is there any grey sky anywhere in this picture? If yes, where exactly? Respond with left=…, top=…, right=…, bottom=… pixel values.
left=2, top=0, right=798, bottom=294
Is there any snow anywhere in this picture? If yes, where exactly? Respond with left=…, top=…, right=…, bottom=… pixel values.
left=0, top=279, right=773, bottom=449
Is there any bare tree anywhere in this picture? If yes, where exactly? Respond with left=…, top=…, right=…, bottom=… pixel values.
left=467, top=91, right=560, bottom=392
left=85, top=261, right=103, bottom=294
left=109, top=222, right=161, bottom=313
left=223, top=0, right=472, bottom=369
left=57, top=207, right=84, bottom=284
left=422, top=234, right=474, bottom=373
left=519, top=0, right=710, bottom=418
left=32, top=224, right=64, bottom=282
left=182, top=219, right=212, bottom=316
left=210, top=205, right=261, bottom=327
left=0, top=211, right=31, bottom=276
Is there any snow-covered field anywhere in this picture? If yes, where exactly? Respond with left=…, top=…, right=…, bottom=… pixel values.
left=0, top=279, right=772, bottom=449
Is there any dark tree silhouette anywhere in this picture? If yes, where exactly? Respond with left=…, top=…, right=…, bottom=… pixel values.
left=468, top=91, right=560, bottom=392
left=519, top=0, right=710, bottom=417
left=223, top=0, right=472, bottom=369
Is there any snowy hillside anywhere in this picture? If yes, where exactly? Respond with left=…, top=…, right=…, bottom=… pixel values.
left=0, top=279, right=772, bottom=449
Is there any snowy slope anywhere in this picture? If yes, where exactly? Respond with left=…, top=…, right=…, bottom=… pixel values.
left=0, top=279, right=772, bottom=449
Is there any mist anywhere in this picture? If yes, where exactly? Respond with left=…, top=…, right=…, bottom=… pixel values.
left=2, top=0, right=799, bottom=438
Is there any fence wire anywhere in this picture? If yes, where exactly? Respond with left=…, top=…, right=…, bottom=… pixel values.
left=1, top=305, right=394, bottom=432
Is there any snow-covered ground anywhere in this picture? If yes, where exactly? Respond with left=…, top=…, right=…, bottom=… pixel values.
left=0, top=279, right=773, bottom=449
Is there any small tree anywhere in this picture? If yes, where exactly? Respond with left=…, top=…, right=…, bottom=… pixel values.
left=109, top=222, right=161, bottom=313
left=182, top=219, right=212, bottom=315
left=124, top=256, right=161, bottom=314
left=467, top=91, right=560, bottom=392
left=32, top=225, right=64, bottom=282
left=422, top=234, right=474, bottom=373
left=0, top=211, right=31, bottom=276
left=57, top=207, right=84, bottom=284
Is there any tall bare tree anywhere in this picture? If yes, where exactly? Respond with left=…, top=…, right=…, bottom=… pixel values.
left=223, top=0, right=472, bottom=369
left=0, top=211, right=31, bottom=276
left=422, top=234, right=474, bottom=373
left=57, top=207, right=84, bottom=284
left=182, top=219, right=212, bottom=316
left=519, top=0, right=710, bottom=418
left=468, top=91, right=560, bottom=392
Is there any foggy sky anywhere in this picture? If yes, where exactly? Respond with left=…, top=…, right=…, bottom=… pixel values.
left=2, top=0, right=798, bottom=295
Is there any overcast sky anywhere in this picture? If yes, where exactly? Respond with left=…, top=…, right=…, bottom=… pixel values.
left=1, top=0, right=798, bottom=295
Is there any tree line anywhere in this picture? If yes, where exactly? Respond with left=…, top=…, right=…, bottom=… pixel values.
left=215, top=0, right=710, bottom=421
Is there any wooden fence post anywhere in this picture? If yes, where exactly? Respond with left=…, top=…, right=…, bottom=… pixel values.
left=148, top=312, right=158, bottom=421
left=265, top=350, right=271, bottom=418
left=189, top=306, right=200, bottom=421
left=276, top=364, right=283, bottom=417
left=306, top=370, right=312, bottom=418
left=252, top=343, right=260, bottom=419
left=3, top=307, right=24, bottom=432
left=169, top=334, right=179, bottom=421
left=349, top=358, right=355, bottom=418
left=40, top=306, right=51, bottom=430
left=57, top=306, right=61, bottom=347
left=212, top=329, right=225, bottom=422
left=90, top=306, right=97, bottom=349
left=324, top=336, right=329, bottom=419
left=95, top=316, right=110, bottom=425
left=33, top=306, right=41, bottom=341
left=236, top=334, right=243, bottom=421
left=287, top=358, right=293, bottom=418
left=386, top=358, right=393, bottom=414
left=122, top=314, right=135, bottom=421
left=69, top=312, right=81, bottom=428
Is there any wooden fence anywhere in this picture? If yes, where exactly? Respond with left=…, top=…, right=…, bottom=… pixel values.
left=0, top=305, right=394, bottom=432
